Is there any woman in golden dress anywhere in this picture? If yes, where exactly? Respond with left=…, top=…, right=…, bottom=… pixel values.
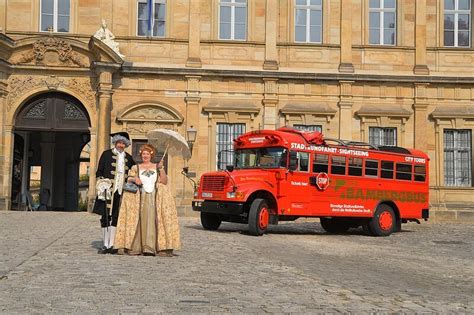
left=115, top=144, right=181, bottom=256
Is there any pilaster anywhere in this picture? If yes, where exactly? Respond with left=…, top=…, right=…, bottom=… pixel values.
left=414, top=0, right=430, bottom=75
left=186, top=0, right=202, bottom=68
left=262, top=78, right=278, bottom=129
left=263, top=0, right=279, bottom=70
left=0, top=71, right=8, bottom=210
left=339, top=0, right=354, bottom=73
left=413, top=83, right=430, bottom=151
left=338, top=81, right=354, bottom=139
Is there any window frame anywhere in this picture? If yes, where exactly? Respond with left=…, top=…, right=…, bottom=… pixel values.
left=444, top=129, right=472, bottom=187
left=39, top=0, right=70, bottom=33
left=137, top=0, right=166, bottom=38
left=293, top=124, right=323, bottom=132
left=369, top=127, right=397, bottom=147
left=294, top=0, right=323, bottom=44
left=443, top=0, right=472, bottom=47
left=218, top=0, right=248, bottom=41
left=368, top=0, right=397, bottom=46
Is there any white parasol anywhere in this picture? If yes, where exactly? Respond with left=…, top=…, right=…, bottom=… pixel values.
left=147, top=128, right=191, bottom=161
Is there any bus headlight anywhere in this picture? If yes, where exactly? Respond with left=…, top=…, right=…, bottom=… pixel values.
left=227, top=192, right=236, bottom=198
left=227, top=191, right=245, bottom=199
left=194, top=191, right=198, bottom=198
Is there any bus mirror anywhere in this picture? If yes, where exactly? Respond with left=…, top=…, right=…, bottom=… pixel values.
left=289, top=151, right=298, bottom=171
left=226, top=165, right=234, bottom=172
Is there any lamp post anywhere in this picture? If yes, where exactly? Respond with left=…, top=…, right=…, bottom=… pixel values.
left=186, top=126, right=197, bottom=155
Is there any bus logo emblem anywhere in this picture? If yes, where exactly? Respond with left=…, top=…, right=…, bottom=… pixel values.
left=316, top=172, right=330, bottom=191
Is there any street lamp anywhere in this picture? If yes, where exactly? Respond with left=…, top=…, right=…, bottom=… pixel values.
left=186, top=126, right=197, bottom=155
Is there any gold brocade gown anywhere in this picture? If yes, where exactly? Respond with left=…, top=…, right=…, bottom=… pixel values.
left=114, top=164, right=181, bottom=255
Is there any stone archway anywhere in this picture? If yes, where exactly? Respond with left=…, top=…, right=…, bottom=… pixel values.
left=13, top=92, right=91, bottom=211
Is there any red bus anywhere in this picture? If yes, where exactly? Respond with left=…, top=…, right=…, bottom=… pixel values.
left=192, top=127, right=429, bottom=236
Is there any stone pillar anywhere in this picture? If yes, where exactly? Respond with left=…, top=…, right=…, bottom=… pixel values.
left=94, top=68, right=115, bottom=160
left=186, top=0, right=202, bottom=68
left=414, top=0, right=430, bottom=75
left=0, top=72, right=8, bottom=210
left=263, top=0, right=278, bottom=70
left=413, top=83, right=429, bottom=151
left=339, top=0, right=354, bottom=73
left=263, top=78, right=279, bottom=129
left=338, top=81, right=354, bottom=139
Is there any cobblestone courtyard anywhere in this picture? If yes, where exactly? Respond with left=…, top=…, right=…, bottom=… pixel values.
left=0, top=211, right=473, bottom=313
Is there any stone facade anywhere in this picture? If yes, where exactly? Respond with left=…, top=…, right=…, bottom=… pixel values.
left=0, top=0, right=473, bottom=220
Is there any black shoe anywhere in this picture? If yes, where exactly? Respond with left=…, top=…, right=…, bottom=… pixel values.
left=98, top=246, right=109, bottom=254
left=109, top=247, right=118, bottom=255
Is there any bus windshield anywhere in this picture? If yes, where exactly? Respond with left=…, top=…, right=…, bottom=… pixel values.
left=235, top=147, right=287, bottom=169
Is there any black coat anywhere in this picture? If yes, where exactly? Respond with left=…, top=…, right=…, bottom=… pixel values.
left=92, top=149, right=135, bottom=216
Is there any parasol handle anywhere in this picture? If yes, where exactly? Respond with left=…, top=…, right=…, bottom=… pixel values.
left=160, top=143, right=170, bottom=163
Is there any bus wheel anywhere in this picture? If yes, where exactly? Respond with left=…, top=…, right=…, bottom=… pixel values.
left=320, top=218, right=350, bottom=234
left=201, top=212, right=222, bottom=231
left=369, top=204, right=395, bottom=236
left=248, top=198, right=269, bottom=236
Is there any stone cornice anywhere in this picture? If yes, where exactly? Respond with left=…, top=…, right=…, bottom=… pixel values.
left=121, top=65, right=474, bottom=84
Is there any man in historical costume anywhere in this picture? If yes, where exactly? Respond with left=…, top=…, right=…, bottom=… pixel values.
left=93, top=132, right=135, bottom=254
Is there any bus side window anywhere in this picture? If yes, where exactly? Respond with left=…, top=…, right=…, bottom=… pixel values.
left=396, top=163, right=412, bottom=180
left=331, top=156, right=346, bottom=175
left=365, top=159, right=379, bottom=177
left=381, top=161, right=394, bottom=179
left=414, top=164, right=426, bottom=182
left=348, top=157, right=363, bottom=176
left=313, top=154, right=329, bottom=173
left=298, top=152, right=309, bottom=172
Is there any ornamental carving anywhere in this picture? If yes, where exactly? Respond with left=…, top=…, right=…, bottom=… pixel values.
left=24, top=100, right=47, bottom=119
left=7, top=76, right=95, bottom=112
left=12, top=37, right=88, bottom=67
left=64, top=101, right=86, bottom=120
left=123, top=107, right=176, bottom=121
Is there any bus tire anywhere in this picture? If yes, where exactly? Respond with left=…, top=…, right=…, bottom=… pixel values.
left=320, top=218, right=350, bottom=234
left=201, top=212, right=222, bottom=231
left=369, top=204, right=396, bottom=236
left=248, top=198, right=270, bottom=236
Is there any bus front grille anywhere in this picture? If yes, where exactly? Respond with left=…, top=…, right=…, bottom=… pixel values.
left=202, top=175, right=226, bottom=191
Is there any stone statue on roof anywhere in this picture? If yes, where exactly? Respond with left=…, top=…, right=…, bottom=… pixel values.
left=94, top=19, right=124, bottom=59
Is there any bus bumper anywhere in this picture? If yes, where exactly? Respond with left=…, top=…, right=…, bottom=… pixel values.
left=192, top=200, right=245, bottom=215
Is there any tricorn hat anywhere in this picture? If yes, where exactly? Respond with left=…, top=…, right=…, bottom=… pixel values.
left=110, top=131, right=131, bottom=147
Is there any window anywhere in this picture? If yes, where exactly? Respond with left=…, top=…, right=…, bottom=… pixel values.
left=369, top=127, right=397, bottom=146
left=365, top=159, right=379, bottom=177
left=293, top=124, right=322, bottom=132
left=369, top=0, right=396, bottom=45
left=381, top=160, right=394, bottom=179
left=219, top=0, right=247, bottom=40
left=295, top=0, right=323, bottom=43
left=414, top=165, right=426, bottom=182
left=331, top=156, right=346, bottom=175
left=137, top=0, right=166, bottom=37
left=444, top=0, right=471, bottom=47
left=216, top=123, right=246, bottom=169
left=444, top=129, right=472, bottom=186
left=348, top=157, right=363, bottom=176
left=40, top=0, right=70, bottom=32
left=396, top=163, right=412, bottom=181
left=297, top=152, right=310, bottom=172
left=313, top=153, right=329, bottom=173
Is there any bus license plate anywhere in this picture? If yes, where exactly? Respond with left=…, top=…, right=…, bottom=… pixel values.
left=202, top=192, right=213, bottom=198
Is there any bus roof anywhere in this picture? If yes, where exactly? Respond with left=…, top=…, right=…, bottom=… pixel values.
left=234, top=127, right=429, bottom=159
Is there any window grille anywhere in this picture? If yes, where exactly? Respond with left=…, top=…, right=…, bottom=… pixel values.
left=219, top=0, right=247, bottom=40
left=369, top=127, right=397, bottom=146
left=293, top=124, right=322, bottom=132
left=216, top=123, right=246, bottom=169
left=295, top=0, right=323, bottom=43
left=444, top=129, right=472, bottom=186
left=369, top=0, right=396, bottom=45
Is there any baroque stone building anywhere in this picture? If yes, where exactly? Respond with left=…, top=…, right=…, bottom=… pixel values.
left=0, top=0, right=473, bottom=220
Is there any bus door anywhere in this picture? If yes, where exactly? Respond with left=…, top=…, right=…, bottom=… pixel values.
left=283, top=151, right=312, bottom=215
left=308, top=153, right=333, bottom=215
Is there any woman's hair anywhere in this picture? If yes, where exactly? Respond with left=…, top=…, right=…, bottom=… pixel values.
left=139, top=144, right=156, bottom=159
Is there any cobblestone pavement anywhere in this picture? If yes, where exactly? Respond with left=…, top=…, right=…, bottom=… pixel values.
left=0, top=211, right=473, bottom=313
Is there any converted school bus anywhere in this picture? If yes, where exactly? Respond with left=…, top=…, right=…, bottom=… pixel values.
left=192, top=127, right=429, bottom=236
